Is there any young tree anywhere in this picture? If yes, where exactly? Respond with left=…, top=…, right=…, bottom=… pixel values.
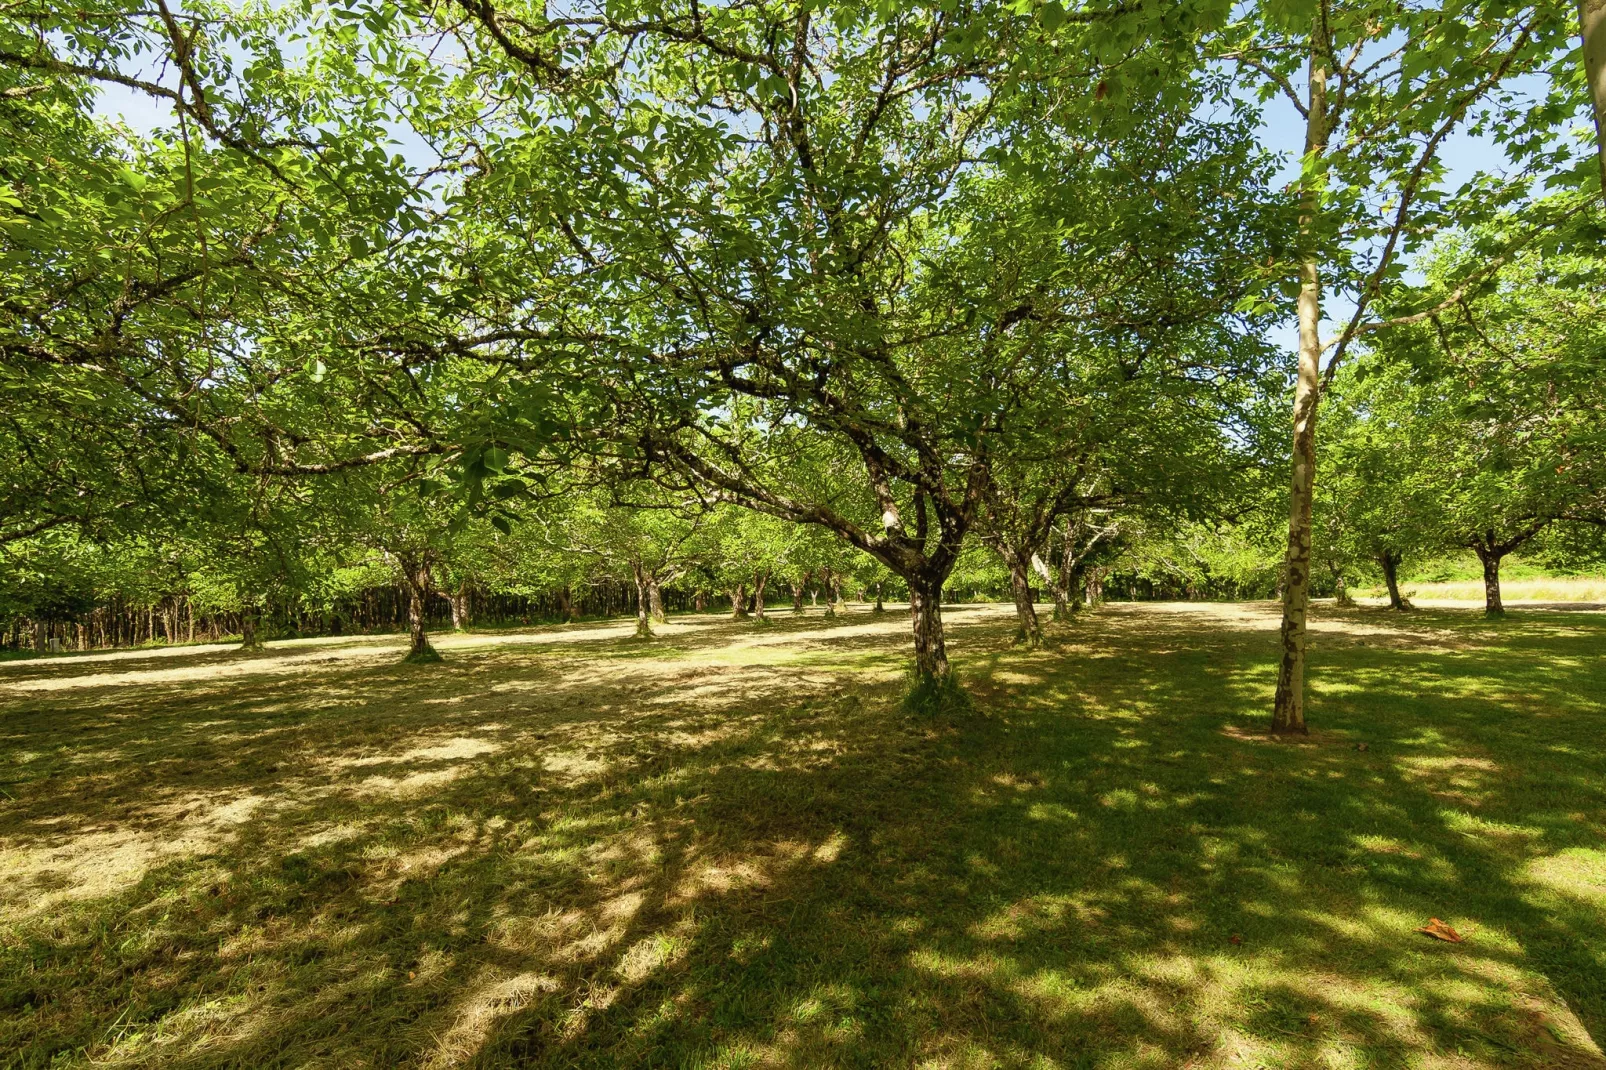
left=1222, top=0, right=1591, bottom=731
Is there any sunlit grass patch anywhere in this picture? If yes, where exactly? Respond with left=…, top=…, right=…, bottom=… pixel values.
left=0, top=602, right=1603, bottom=1067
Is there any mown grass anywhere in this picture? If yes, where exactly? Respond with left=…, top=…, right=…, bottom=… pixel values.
left=1353, top=575, right=1606, bottom=605
left=1, top=601, right=1603, bottom=1069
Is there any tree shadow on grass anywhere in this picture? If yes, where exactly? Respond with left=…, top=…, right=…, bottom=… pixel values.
left=0, top=603, right=1603, bottom=1067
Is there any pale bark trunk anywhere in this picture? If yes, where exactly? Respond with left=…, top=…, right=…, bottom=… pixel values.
left=791, top=582, right=806, bottom=613
left=821, top=569, right=836, bottom=618
left=728, top=584, right=748, bottom=619
left=909, top=581, right=950, bottom=680
left=1378, top=551, right=1406, bottom=610
left=1032, top=552, right=1072, bottom=622
left=632, top=564, right=653, bottom=637
left=1582, top=0, right=1606, bottom=198
left=872, top=581, right=885, bottom=613
left=648, top=578, right=667, bottom=623
left=693, top=590, right=706, bottom=612
left=830, top=572, right=846, bottom=615
left=1272, top=34, right=1329, bottom=737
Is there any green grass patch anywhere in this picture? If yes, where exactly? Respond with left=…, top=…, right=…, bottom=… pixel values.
left=0, top=603, right=1603, bottom=1067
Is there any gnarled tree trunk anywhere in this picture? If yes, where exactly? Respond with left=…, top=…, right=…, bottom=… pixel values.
left=909, top=579, right=949, bottom=680
left=648, top=578, right=667, bottom=624
left=1001, top=545, right=1041, bottom=647
left=728, top=583, right=748, bottom=619
left=751, top=569, right=769, bottom=621
left=402, top=558, right=438, bottom=659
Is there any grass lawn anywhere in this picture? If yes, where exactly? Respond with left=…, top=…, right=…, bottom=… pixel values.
left=2, top=601, right=1604, bottom=1069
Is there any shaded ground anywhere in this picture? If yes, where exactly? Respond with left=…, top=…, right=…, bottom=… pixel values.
left=2, top=601, right=1604, bottom=1069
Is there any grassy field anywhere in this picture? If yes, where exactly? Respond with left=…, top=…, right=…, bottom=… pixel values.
left=2, top=602, right=1604, bottom=1069
left=1354, top=575, right=1606, bottom=607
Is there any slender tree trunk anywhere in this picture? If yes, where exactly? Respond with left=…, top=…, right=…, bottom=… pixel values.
left=821, top=569, right=836, bottom=618
left=1582, top=0, right=1606, bottom=198
left=1473, top=544, right=1506, bottom=617
left=728, top=584, right=748, bottom=619
left=1378, top=550, right=1406, bottom=610
left=1272, top=33, right=1330, bottom=737
left=873, top=581, right=885, bottom=613
left=33, top=619, right=46, bottom=653
left=648, top=578, right=667, bottom=624
left=791, top=582, right=805, bottom=613
left=908, top=580, right=950, bottom=680
left=830, top=572, right=846, bottom=615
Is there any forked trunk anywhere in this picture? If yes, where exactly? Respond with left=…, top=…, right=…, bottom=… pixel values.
left=909, top=581, right=949, bottom=680
left=450, top=589, right=468, bottom=631
left=632, top=565, right=653, bottom=638
left=752, top=569, right=769, bottom=621
left=1378, top=550, right=1405, bottom=610
left=1272, top=35, right=1329, bottom=738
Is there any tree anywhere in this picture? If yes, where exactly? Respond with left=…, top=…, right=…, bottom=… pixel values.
left=1222, top=0, right=1591, bottom=732
left=1350, top=231, right=1606, bottom=615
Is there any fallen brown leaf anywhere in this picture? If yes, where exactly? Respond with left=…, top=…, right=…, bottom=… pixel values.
left=1416, top=918, right=1464, bottom=943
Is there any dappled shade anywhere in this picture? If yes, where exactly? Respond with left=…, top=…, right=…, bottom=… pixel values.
left=2, top=603, right=1604, bottom=1067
